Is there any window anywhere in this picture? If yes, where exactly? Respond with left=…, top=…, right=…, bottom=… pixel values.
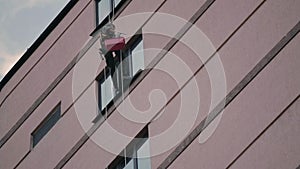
left=97, top=0, right=111, bottom=24
left=98, top=37, right=144, bottom=115
left=107, top=127, right=151, bottom=169
left=99, top=70, right=115, bottom=111
left=122, top=37, right=144, bottom=85
left=96, top=0, right=124, bottom=25
left=119, top=37, right=144, bottom=93
left=31, top=103, right=61, bottom=148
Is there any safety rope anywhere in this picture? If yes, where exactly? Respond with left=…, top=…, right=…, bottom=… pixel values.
left=120, top=51, right=124, bottom=100
left=108, top=0, right=115, bottom=23
left=104, top=63, right=107, bottom=119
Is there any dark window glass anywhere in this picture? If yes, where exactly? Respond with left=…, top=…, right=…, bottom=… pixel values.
left=31, top=103, right=61, bottom=148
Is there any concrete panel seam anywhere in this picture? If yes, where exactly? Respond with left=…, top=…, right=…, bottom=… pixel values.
left=226, top=94, right=300, bottom=168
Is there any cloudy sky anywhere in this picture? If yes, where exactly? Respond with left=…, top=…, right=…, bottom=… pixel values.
left=0, top=0, right=69, bottom=80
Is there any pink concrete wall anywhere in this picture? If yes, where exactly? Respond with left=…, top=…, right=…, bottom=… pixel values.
left=0, top=71, right=77, bottom=169
left=16, top=106, right=86, bottom=169
left=63, top=139, right=116, bottom=169
left=168, top=34, right=300, bottom=169
left=230, top=98, right=300, bottom=169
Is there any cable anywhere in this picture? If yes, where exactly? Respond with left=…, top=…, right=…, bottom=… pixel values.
left=112, top=0, right=115, bottom=22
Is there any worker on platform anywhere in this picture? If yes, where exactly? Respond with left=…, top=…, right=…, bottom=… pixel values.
left=99, top=22, right=121, bottom=94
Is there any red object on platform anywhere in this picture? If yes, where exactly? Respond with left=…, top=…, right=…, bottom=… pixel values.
left=104, top=37, right=125, bottom=51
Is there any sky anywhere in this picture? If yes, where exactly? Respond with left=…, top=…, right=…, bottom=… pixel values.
left=0, top=0, right=70, bottom=80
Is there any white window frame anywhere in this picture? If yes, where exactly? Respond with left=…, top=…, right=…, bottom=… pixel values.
left=99, top=74, right=115, bottom=111
left=96, top=0, right=124, bottom=25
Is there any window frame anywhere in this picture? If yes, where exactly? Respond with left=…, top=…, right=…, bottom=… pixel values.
left=96, top=0, right=112, bottom=26
left=122, top=35, right=144, bottom=78
left=97, top=67, right=117, bottom=114
left=30, top=102, right=61, bottom=149
left=95, top=0, right=126, bottom=26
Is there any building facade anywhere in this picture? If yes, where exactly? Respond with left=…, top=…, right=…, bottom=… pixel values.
left=0, top=0, right=300, bottom=168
